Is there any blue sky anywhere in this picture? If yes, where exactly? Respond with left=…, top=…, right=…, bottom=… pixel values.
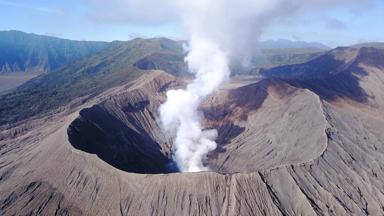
left=0, top=0, right=383, bottom=47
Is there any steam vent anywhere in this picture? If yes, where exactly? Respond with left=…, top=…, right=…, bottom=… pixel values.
left=2, top=47, right=384, bottom=215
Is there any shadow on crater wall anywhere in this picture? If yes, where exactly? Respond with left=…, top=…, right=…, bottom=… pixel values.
left=68, top=105, right=177, bottom=174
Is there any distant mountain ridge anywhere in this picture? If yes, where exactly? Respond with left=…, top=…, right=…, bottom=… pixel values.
left=352, top=42, right=384, bottom=49
left=0, top=30, right=109, bottom=73
left=0, top=31, right=331, bottom=74
left=259, top=39, right=330, bottom=50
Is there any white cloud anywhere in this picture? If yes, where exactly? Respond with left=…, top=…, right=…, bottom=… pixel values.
left=84, top=0, right=377, bottom=57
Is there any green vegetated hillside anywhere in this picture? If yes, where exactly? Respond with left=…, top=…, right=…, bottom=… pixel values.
left=0, top=30, right=109, bottom=73
left=0, top=38, right=185, bottom=125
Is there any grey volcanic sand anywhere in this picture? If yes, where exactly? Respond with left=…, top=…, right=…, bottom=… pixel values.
left=0, top=61, right=384, bottom=216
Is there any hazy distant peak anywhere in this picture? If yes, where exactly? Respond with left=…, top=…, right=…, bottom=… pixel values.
left=352, top=42, right=384, bottom=49
left=260, top=39, right=330, bottom=50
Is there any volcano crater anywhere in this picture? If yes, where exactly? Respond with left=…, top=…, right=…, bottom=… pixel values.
left=67, top=72, right=328, bottom=174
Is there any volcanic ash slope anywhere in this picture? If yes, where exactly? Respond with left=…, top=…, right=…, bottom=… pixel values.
left=1, top=48, right=384, bottom=216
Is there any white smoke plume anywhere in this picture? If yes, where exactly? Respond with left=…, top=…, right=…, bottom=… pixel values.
left=84, top=0, right=378, bottom=172
left=158, top=0, right=292, bottom=172
left=159, top=36, right=230, bottom=172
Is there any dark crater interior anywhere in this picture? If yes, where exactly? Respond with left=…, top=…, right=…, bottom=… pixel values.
left=67, top=104, right=245, bottom=174
left=66, top=87, right=248, bottom=174
left=66, top=85, right=183, bottom=174
left=68, top=105, right=176, bottom=174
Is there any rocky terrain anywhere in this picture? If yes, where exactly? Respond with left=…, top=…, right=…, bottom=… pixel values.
left=0, top=46, right=384, bottom=215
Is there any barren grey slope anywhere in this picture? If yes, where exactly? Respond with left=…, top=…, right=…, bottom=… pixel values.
left=0, top=47, right=384, bottom=215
